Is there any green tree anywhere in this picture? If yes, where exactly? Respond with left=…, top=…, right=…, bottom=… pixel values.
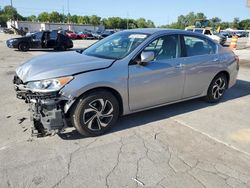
left=2, top=5, right=17, bottom=20
left=239, top=19, right=250, bottom=30
left=136, top=18, right=148, bottom=28
left=104, top=17, right=126, bottom=29
left=38, top=12, right=49, bottom=22
left=196, top=12, right=206, bottom=20
left=90, top=15, right=101, bottom=26
left=146, top=20, right=155, bottom=28
left=231, top=17, right=240, bottom=29
left=26, top=15, right=37, bottom=22
left=210, top=17, right=221, bottom=29
left=70, top=14, right=78, bottom=23
left=49, top=11, right=64, bottom=23
left=220, top=22, right=230, bottom=30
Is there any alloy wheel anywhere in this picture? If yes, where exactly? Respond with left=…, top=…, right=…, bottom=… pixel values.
left=83, top=98, right=114, bottom=131
left=212, top=77, right=226, bottom=100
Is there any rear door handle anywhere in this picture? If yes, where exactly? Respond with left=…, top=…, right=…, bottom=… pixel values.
left=175, top=63, right=185, bottom=68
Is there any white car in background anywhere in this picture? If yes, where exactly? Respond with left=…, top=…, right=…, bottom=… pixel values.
left=186, top=28, right=227, bottom=45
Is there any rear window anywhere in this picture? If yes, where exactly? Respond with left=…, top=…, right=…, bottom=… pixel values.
left=184, top=35, right=216, bottom=57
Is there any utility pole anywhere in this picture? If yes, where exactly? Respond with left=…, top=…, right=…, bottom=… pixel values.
left=67, top=0, right=70, bottom=30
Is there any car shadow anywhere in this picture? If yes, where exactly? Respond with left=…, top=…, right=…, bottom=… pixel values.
left=58, top=79, right=250, bottom=140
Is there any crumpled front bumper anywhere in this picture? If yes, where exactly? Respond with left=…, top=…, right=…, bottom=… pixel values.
left=13, top=75, right=69, bottom=137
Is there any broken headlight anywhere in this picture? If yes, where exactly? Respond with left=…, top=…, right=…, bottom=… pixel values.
left=26, top=76, right=73, bottom=92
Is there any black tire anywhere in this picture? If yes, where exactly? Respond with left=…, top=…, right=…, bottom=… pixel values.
left=60, top=44, right=67, bottom=51
left=205, top=73, right=228, bottom=103
left=18, top=42, right=29, bottom=52
left=70, top=90, right=119, bottom=137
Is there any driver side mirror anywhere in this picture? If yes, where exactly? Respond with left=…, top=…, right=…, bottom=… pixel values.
left=140, top=51, right=155, bottom=65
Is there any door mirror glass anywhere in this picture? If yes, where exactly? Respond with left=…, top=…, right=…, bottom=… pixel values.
left=140, top=51, right=155, bottom=64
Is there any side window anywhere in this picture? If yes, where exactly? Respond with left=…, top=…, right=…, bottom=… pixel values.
left=49, top=31, right=58, bottom=40
left=143, top=35, right=181, bottom=61
left=204, top=30, right=211, bottom=35
left=33, top=32, right=43, bottom=40
left=184, top=36, right=216, bottom=57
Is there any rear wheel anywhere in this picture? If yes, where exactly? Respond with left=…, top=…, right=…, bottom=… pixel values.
left=61, top=44, right=67, bottom=51
left=18, top=42, right=29, bottom=51
left=71, top=90, right=119, bottom=137
left=205, top=74, right=228, bottom=103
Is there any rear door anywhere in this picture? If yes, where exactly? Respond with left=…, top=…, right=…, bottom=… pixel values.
left=128, top=34, right=185, bottom=111
left=181, top=35, right=219, bottom=98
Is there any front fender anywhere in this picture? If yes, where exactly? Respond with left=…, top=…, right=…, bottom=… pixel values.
left=60, top=66, right=129, bottom=114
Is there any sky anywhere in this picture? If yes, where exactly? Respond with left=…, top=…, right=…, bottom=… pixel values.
left=0, top=0, right=250, bottom=26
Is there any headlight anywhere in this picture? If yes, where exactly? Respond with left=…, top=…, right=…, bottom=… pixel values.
left=26, top=76, right=73, bottom=92
left=8, top=39, right=16, bottom=43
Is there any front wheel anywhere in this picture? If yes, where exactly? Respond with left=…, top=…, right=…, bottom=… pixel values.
left=18, top=42, right=29, bottom=51
left=71, top=90, right=119, bottom=137
left=205, top=74, right=228, bottom=103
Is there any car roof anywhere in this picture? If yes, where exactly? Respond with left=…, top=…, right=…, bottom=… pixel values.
left=121, top=28, right=210, bottom=37
left=125, top=28, right=181, bottom=34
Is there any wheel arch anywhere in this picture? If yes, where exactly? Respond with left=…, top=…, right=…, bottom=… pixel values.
left=214, top=70, right=230, bottom=88
left=67, top=86, right=124, bottom=116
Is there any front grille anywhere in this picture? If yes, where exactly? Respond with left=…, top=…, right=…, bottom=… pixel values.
left=26, top=92, right=58, bottom=100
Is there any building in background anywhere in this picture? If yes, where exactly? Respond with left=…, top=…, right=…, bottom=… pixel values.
left=6, top=20, right=105, bottom=33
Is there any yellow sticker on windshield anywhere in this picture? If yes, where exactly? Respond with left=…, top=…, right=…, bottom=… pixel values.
left=129, top=34, right=147, bottom=39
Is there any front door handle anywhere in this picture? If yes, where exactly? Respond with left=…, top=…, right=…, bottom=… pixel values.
left=212, top=58, right=220, bottom=62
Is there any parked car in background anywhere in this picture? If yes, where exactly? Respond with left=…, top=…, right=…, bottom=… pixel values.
left=220, top=31, right=233, bottom=38
left=66, top=31, right=78, bottom=40
left=77, top=31, right=94, bottom=40
left=99, top=30, right=115, bottom=39
left=235, top=31, right=248, bottom=38
left=6, top=30, right=73, bottom=51
left=186, top=28, right=227, bottom=45
left=13, top=29, right=239, bottom=137
left=92, top=31, right=102, bottom=39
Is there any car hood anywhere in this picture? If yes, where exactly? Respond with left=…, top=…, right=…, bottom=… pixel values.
left=8, top=36, right=31, bottom=41
left=16, top=51, right=114, bottom=83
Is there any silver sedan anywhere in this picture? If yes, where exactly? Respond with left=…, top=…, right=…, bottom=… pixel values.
left=14, top=29, right=239, bottom=137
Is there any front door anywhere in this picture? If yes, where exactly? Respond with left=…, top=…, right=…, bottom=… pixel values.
left=128, top=35, right=185, bottom=111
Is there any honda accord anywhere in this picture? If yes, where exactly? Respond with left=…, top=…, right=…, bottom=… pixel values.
left=13, top=29, right=239, bottom=137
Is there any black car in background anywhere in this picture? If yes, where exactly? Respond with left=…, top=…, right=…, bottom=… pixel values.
left=99, top=30, right=115, bottom=39
left=6, top=30, right=73, bottom=51
left=220, top=31, right=233, bottom=38
left=235, top=31, right=249, bottom=38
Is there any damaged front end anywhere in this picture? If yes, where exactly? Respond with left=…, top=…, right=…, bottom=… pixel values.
left=13, top=75, right=71, bottom=137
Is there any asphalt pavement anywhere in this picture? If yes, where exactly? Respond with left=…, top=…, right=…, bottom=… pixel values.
left=0, top=34, right=250, bottom=188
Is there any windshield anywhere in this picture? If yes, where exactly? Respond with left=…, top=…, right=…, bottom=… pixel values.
left=83, top=31, right=149, bottom=59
